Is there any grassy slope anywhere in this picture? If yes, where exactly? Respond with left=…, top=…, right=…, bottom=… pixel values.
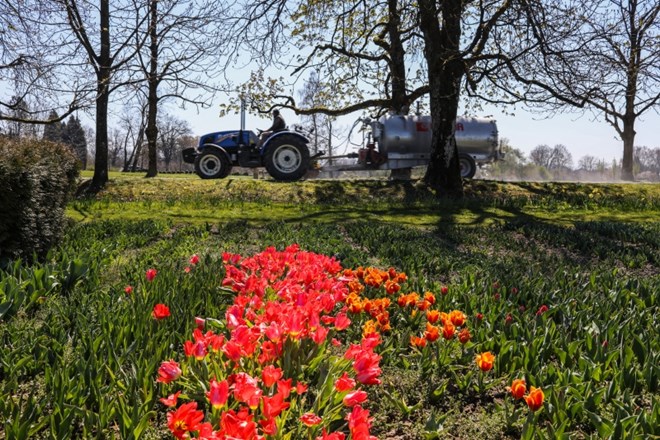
left=69, top=172, right=660, bottom=226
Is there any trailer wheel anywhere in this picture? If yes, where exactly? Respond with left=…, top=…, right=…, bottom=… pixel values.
left=194, top=148, right=232, bottom=179
left=459, top=154, right=477, bottom=179
left=264, top=135, right=310, bottom=181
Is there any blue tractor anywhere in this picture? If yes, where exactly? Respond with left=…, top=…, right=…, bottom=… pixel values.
left=182, top=127, right=314, bottom=182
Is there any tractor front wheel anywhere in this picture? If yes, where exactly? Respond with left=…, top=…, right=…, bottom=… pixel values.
left=194, top=148, right=232, bottom=179
left=264, top=135, right=310, bottom=181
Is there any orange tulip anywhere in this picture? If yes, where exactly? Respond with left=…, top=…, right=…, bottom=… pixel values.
left=362, top=320, right=378, bottom=337
left=426, top=309, right=441, bottom=324
left=449, top=310, right=466, bottom=327
left=458, top=328, right=471, bottom=344
left=424, top=323, right=440, bottom=342
left=508, top=378, right=526, bottom=399
left=442, top=322, right=456, bottom=340
left=524, top=386, right=544, bottom=411
left=410, top=335, right=427, bottom=348
left=475, top=352, right=495, bottom=371
left=416, top=300, right=431, bottom=311
left=385, top=279, right=400, bottom=294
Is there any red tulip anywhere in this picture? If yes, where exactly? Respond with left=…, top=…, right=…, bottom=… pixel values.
left=334, top=372, right=356, bottom=392
left=167, top=402, right=204, bottom=439
left=262, top=393, right=290, bottom=418
left=334, top=313, right=351, bottom=330
left=145, top=268, right=157, bottom=282
left=300, top=412, right=322, bottom=426
left=296, top=382, right=308, bottom=394
left=159, top=391, right=181, bottom=407
left=317, top=429, right=347, bottom=440
left=219, top=408, right=257, bottom=439
left=152, top=303, right=170, bottom=320
left=261, top=365, right=283, bottom=388
left=207, top=378, right=229, bottom=409
left=343, top=389, right=369, bottom=407
left=157, top=360, right=181, bottom=384
left=346, top=405, right=373, bottom=439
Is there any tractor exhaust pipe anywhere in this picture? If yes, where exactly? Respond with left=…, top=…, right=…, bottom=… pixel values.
left=240, top=99, right=246, bottom=132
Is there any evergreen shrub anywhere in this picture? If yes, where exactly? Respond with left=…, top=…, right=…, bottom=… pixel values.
left=0, top=137, right=79, bottom=263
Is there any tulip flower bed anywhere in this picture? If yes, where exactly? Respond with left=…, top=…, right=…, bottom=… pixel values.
left=153, top=245, right=561, bottom=440
left=1, top=178, right=659, bottom=439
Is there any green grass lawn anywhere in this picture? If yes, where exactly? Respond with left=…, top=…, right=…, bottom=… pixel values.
left=70, top=172, right=660, bottom=226
left=2, top=174, right=658, bottom=439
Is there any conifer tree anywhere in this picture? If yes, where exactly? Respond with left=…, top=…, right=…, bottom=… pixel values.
left=42, top=110, right=64, bottom=142
left=64, top=116, right=87, bottom=169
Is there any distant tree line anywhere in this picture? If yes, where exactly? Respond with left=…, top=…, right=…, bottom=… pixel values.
left=486, top=139, right=660, bottom=181
left=6, top=106, right=196, bottom=173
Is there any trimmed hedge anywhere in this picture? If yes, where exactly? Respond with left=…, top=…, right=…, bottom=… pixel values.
left=0, top=137, right=79, bottom=264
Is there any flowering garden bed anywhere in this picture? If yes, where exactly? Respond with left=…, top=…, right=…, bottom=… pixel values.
left=150, top=245, right=548, bottom=439
left=1, top=178, right=658, bottom=439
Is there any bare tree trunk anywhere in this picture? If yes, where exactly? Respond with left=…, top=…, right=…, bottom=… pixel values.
left=90, top=0, right=111, bottom=192
left=145, top=0, right=159, bottom=178
left=621, top=56, right=638, bottom=180
left=386, top=0, right=408, bottom=112
left=419, top=0, right=464, bottom=197
left=621, top=118, right=636, bottom=181
left=128, top=112, right=147, bottom=171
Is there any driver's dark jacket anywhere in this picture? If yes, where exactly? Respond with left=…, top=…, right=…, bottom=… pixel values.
left=267, top=115, right=286, bottom=132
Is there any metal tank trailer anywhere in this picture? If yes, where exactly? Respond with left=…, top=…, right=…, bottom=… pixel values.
left=325, top=114, right=502, bottom=179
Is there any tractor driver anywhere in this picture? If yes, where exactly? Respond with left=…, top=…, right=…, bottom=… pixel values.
left=257, top=109, right=286, bottom=147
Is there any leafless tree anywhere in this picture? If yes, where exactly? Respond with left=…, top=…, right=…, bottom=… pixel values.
left=0, top=1, right=88, bottom=125
left=634, top=146, right=660, bottom=173
left=549, top=144, right=573, bottom=170
left=56, top=0, right=150, bottom=192
left=134, top=0, right=226, bottom=178
left=298, top=72, right=337, bottom=157
left=578, top=155, right=600, bottom=172
left=157, top=112, right=192, bottom=171
left=529, top=144, right=553, bottom=168
left=530, top=144, right=573, bottom=170
left=500, top=0, right=660, bottom=180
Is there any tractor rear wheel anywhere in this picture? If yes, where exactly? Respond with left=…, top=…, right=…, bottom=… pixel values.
left=264, top=135, right=310, bottom=181
left=194, top=148, right=232, bottom=179
left=459, top=154, right=477, bottom=179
